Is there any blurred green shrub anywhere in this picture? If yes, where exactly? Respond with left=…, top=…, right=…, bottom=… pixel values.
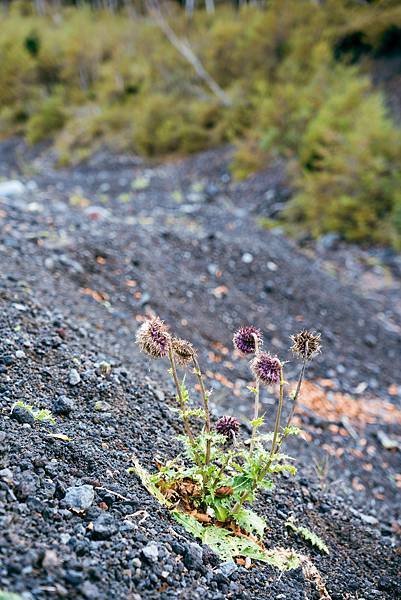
left=0, top=0, right=400, bottom=245
left=26, top=95, right=66, bottom=143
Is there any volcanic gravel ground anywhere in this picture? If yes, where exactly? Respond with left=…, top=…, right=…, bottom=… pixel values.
left=0, top=140, right=400, bottom=599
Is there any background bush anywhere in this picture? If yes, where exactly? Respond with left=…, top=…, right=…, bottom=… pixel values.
left=0, top=0, right=400, bottom=247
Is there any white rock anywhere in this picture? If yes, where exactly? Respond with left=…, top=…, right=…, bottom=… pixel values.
left=142, top=542, right=159, bottom=562
left=0, top=180, right=26, bottom=197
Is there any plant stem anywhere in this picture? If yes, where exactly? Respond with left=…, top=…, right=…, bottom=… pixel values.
left=269, top=366, right=285, bottom=458
left=192, top=355, right=211, bottom=465
left=250, top=333, right=261, bottom=453
left=211, top=452, right=232, bottom=489
left=168, top=344, right=194, bottom=441
left=284, top=358, right=307, bottom=431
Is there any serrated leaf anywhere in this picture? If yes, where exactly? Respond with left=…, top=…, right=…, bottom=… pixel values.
left=234, top=507, right=266, bottom=538
left=249, top=416, right=265, bottom=428
left=35, top=409, right=56, bottom=424
left=269, top=463, right=297, bottom=476
left=173, top=512, right=301, bottom=570
left=173, top=511, right=205, bottom=538
left=283, top=425, right=302, bottom=437
left=286, top=519, right=329, bottom=554
left=129, top=458, right=171, bottom=507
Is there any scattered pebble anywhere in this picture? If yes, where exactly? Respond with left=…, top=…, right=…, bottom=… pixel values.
left=53, top=395, right=75, bottom=416
left=92, top=513, right=118, bottom=540
left=68, top=369, right=81, bottom=386
left=10, top=405, right=35, bottom=425
left=64, top=485, right=95, bottom=511
left=141, top=542, right=159, bottom=562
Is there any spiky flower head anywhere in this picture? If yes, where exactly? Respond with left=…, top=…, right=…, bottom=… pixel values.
left=233, top=326, right=262, bottom=355
left=136, top=317, right=170, bottom=359
left=250, top=352, right=282, bottom=386
left=172, top=337, right=196, bottom=366
left=216, top=415, right=240, bottom=440
left=290, top=330, right=321, bottom=361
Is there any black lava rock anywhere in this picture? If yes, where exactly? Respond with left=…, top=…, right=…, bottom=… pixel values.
left=53, top=395, right=75, bottom=415
left=92, top=513, right=118, bottom=540
left=11, top=405, right=35, bottom=425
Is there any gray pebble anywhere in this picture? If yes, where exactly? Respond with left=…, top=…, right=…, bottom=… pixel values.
left=64, top=485, right=94, bottom=511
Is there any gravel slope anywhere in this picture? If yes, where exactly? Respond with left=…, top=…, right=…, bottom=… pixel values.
left=0, top=140, right=400, bottom=599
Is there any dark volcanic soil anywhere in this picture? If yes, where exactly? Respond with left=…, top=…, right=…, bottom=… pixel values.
left=0, top=140, right=400, bottom=599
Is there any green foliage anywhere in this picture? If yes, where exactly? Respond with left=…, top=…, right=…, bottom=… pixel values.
left=173, top=511, right=301, bottom=569
left=128, top=456, right=172, bottom=507
left=11, top=400, right=56, bottom=424
left=26, top=95, right=66, bottom=143
left=286, top=517, right=330, bottom=555
left=284, top=69, right=401, bottom=247
left=131, top=316, right=322, bottom=571
left=0, top=592, right=24, bottom=600
left=234, top=507, right=266, bottom=538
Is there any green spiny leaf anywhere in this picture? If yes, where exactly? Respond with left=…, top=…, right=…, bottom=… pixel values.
left=283, top=425, right=302, bottom=437
left=234, top=507, right=267, bottom=538
left=286, top=518, right=329, bottom=554
left=249, top=415, right=265, bottom=428
left=129, top=458, right=171, bottom=507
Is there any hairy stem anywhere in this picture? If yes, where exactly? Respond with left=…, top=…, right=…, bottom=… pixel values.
left=285, top=358, right=307, bottom=431
left=192, top=355, right=211, bottom=465
left=168, top=344, right=194, bottom=441
left=232, top=366, right=286, bottom=515
left=211, top=452, right=232, bottom=489
left=270, top=366, right=285, bottom=458
left=250, top=334, right=261, bottom=453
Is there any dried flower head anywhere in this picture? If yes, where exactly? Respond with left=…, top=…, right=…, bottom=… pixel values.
left=233, top=326, right=262, bottom=355
left=250, top=352, right=282, bottom=386
left=136, top=317, right=170, bottom=359
left=291, top=330, right=321, bottom=361
left=172, top=337, right=196, bottom=365
left=216, top=415, right=240, bottom=440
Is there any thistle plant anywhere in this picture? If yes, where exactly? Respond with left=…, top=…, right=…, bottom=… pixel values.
left=133, top=317, right=322, bottom=563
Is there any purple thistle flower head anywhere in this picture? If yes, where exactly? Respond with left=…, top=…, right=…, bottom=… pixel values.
left=233, top=326, right=262, bottom=355
left=136, top=317, right=170, bottom=359
left=216, top=415, right=240, bottom=440
left=250, top=352, right=282, bottom=386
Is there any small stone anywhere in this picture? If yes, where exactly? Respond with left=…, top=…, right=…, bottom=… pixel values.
left=364, top=334, right=377, bottom=348
left=68, top=369, right=81, bottom=386
left=97, top=361, right=112, bottom=377
left=183, top=542, right=203, bottom=569
left=64, top=485, right=95, bottom=511
left=0, top=468, right=13, bottom=483
left=376, top=430, right=400, bottom=451
left=132, top=558, right=142, bottom=568
left=359, top=513, right=379, bottom=526
left=11, top=405, right=35, bottom=425
left=42, top=549, right=60, bottom=569
left=267, top=261, right=278, bottom=271
left=151, top=388, right=164, bottom=403
left=0, top=180, right=26, bottom=197
left=241, top=252, right=253, bottom=264
left=82, top=581, right=100, bottom=599
left=53, top=395, right=75, bottom=416
left=16, top=472, right=38, bottom=498
left=94, top=401, right=112, bottom=412
left=15, top=350, right=26, bottom=359
left=219, top=561, right=237, bottom=577
left=142, top=542, right=159, bottom=562
left=92, top=513, right=118, bottom=540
